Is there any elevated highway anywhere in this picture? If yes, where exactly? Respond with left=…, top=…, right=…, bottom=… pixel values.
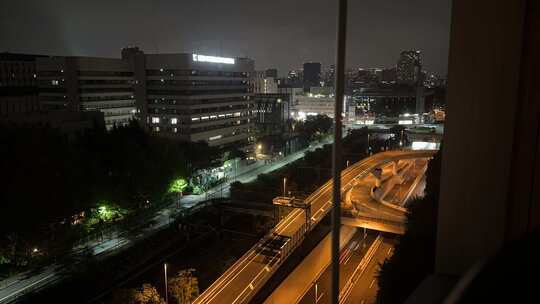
left=193, top=150, right=435, bottom=304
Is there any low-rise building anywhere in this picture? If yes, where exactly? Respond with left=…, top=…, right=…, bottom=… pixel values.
left=292, top=95, right=335, bottom=119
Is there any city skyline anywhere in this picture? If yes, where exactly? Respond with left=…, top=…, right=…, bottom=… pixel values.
left=0, top=0, right=451, bottom=76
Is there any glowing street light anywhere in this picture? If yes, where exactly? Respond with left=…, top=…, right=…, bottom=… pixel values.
left=283, top=177, right=287, bottom=197
left=164, top=263, right=168, bottom=304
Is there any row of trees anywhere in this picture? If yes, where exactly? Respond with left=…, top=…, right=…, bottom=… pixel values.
left=112, top=269, right=199, bottom=304
left=0, top=121, right=221, bottom=274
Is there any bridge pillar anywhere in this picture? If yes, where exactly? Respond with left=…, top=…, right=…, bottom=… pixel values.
left=391, top=161, right=398, bottom=176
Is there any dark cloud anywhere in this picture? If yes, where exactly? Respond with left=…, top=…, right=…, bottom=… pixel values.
left=0, top=0, right=451, bottom=76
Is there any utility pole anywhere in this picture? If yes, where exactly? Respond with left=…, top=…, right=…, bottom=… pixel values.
left=331, top=0, right=347, bottom=303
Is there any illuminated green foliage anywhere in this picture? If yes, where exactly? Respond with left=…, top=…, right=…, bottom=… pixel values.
left=168, top=178, right=188, bottom=194
left=84, top=201, right=129, bottom=230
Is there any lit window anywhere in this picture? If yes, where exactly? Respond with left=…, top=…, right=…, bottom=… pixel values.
left=192, top=117, right=200, bottom=121
left=154, top=126, right=160, bottom=132
left=152, top=117, right=160, bottom=124
left=234, top=112, right=241, bottom=117
left=51, top=80, right=59, bottom=85
left=171, top=118, right=178, bottom=125
left=209, top=135, right=222, bottom=141
left=173, top=127, right=178, bottom=133
left=159, top=68, right=164, bottom=72
left=210, top=115, right=217, bottom=119
left=201, top=116, right=209, bottom=120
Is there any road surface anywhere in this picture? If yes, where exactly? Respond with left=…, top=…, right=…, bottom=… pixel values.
left=341, top=237, right=396, bottom=304
left=263, top=226, right=359, bottom=304
left=295, top=230, right=378, bottom=304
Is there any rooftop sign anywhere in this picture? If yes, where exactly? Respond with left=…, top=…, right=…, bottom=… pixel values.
left=192, top=54, right=235, bottom=64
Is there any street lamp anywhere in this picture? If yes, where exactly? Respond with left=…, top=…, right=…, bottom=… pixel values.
left=315, top=282, right=322, bottom=303
left=283, top=177, right=287, bottom=197
left=164, top=263, right=168, bottom=304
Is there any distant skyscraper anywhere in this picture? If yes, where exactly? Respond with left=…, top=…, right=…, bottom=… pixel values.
left=324, top=65, right=335, bottom=87
left=303, top=62, right=321, bottom=89
left=265, top=69, right=278, bottom=78
left=396, top=50, right=422, bottom=85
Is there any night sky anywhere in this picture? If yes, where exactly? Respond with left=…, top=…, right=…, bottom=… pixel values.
left=1, top=0, right=451, bottom=76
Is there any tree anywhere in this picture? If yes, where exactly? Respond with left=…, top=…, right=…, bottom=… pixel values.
left=168, top=178, right=188, bottom=194
left=225, top=148, right=246, bottom=160
left=168, top=269, right=199, bottom=304
left=297, top=115, right=333, bottom=142
left=111, top=284, right=165, bottom=304
left=132, top=284, right=166, bottom=304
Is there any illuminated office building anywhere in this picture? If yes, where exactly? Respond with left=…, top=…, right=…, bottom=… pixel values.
left=122, top=47, right=255, bottom=148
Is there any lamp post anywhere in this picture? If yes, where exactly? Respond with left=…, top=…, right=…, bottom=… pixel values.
left=164, top=263, right=168, bottom=304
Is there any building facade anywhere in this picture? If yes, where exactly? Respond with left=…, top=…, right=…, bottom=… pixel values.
left=381, top=67, right=397, bottom=84
left=352, top=84, right=434, bottom=118
left=265, top=68, right=278, bottom=78
left=0, top=53, right=45, bottom=115
left=253, top=93, right=290, bottom=136
left=251, top=71, right=278, bottom=94
left=292, top=95, right=335, bottom=119
left=122, top=48, right=255, bottom=148
left=36, top=56, right=135, bottom=129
